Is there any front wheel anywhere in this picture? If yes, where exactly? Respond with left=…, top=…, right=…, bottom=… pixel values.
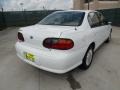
left=80, top=46, right=94, bottom=70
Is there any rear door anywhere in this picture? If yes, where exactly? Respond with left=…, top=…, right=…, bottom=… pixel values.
left=96, top=12, right=111, bottom=40
left=88, top=12, right=105, bottom=48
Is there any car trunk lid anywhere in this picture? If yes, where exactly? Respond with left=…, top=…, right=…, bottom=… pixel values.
left=19, top=24, right=74, bottom=50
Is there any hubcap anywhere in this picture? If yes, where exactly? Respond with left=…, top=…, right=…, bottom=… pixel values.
left=86, top=50, right=93, bottom=66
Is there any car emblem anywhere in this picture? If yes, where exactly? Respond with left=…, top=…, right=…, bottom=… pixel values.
left=30, top=36, right=33, bottom=39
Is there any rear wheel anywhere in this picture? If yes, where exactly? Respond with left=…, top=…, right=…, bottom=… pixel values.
left=80, top=46, right=94, bottom=70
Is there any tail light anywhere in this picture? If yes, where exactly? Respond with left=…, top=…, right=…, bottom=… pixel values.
left=43, top=38, right=74, bottom=50
left=18, top=32, right=24, bottom=42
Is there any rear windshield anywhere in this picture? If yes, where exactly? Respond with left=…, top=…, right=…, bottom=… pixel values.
left=38, top=11, right=85, bottom=26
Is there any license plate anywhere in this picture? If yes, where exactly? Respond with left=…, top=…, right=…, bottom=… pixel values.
left=24, top=52, right=35, bottom=62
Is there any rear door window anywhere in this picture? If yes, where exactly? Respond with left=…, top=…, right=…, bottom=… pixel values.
left=88, top=12, right=100, bottom=28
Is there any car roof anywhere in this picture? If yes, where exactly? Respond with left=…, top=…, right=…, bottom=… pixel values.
left=55, top=10, right=97, bottom=14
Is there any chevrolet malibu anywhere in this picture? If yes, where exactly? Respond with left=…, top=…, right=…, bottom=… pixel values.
left=15, top=10, right=112, bottom=74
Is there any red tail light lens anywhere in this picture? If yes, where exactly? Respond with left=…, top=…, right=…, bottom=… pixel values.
left=18, top=32, right=24, bottom=42
left=43, top=38, right=74, bottom=50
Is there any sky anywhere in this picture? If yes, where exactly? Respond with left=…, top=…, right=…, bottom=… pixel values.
left=0, top=0, right=73, bottom=11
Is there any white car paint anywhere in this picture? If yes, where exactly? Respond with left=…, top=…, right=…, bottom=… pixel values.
left=15, top=10, right=112, bottom=74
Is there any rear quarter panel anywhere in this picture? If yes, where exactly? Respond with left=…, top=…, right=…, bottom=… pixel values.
left=59, top=26, right=95, bottom=67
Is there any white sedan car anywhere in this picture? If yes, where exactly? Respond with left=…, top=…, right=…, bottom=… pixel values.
left=15, top=10, right=112, bottom=74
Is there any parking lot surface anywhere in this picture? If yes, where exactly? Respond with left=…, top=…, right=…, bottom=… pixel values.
left=0, top=26, right=120, bottom=90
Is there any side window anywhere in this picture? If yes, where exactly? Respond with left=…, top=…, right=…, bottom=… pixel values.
left=88, top=12, right=100, bottom=28
left=88, top=14, right=93, bottom=26
left=96, top=12, right=105, bottom=25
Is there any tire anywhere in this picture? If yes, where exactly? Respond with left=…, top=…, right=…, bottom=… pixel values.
left=80, top=46, right=94, bottom=70
left=105, top=30, right=112, bottom=43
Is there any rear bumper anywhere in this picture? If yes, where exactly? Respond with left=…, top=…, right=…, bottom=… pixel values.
left=15, top=42, right=84, bottom=74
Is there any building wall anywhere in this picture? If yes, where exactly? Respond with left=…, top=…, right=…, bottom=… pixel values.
left=73, top=0, right=84, bottom=10
left=73, top=0, right=120, bottom=10
left=98, top=1, right=120, bottom=9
